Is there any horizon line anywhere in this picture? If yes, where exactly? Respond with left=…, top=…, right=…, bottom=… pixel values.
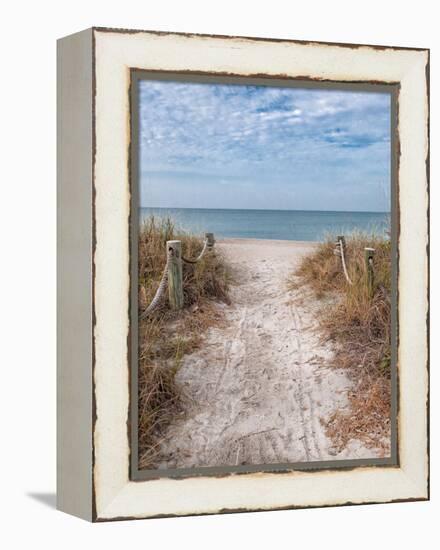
left=139, top=206, right=391, bottom=215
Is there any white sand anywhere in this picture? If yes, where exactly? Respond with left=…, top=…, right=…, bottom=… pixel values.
left=157, top=238, right=381, bottom=468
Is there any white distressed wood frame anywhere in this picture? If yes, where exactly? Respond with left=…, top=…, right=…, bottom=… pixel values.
left=57, top=27, right=429, bottom=522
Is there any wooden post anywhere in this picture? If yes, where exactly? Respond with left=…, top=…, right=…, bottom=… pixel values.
left=205, top=232, right=215, bottom=250
left=167, top=240, right=183, bottom=310
left=364, top=247, right=375, bottom=298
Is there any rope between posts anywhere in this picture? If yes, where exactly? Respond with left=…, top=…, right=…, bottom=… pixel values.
left=182, top=239, right=209, bottom=264
left=338, top=238, right=353, bottom=286
left=141, top=240, right=210, bottom=318
left=140, top=250, right=171, bottom=319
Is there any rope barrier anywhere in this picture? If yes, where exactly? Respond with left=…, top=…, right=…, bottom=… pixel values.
left=140, top=250, right=171, bottom=319
left=141, top=239, right=210, bottom=318
left=337, top=238, right=353, bottom=286
left=182, top=240, right=209, bottom=264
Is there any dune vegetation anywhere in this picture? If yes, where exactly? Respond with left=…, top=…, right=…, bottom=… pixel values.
left=291, top=233, right=392, bottom=454
left=138, top=216, right=231, bottom=469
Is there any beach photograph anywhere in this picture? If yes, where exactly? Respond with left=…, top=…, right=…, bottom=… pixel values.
left=135, top=78, right=393, bottom=471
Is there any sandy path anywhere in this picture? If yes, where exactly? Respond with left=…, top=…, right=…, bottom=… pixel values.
left=156, top=238, right=379, bottom=469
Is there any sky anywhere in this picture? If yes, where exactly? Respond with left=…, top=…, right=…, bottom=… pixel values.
left=138, top=80, right=391, bottom=212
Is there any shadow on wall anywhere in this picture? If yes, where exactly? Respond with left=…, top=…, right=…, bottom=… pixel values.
left=27, top=492, right=57, bottom=510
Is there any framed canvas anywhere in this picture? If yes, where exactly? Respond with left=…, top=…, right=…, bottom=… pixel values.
left=57, top=27, right=429, bottom=522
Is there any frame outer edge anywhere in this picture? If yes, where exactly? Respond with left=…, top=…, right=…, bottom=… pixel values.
left=57, top=27, right=94, bottom=522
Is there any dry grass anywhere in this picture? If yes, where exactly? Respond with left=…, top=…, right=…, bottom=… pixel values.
left=138, top=216, right=231, bottom=469
left=291, top=233, right=392, bottom=453
left=325, top=376, right=391, bottom=456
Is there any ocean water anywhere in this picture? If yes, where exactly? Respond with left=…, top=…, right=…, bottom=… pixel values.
left=140, top=207, right=390, bottom=242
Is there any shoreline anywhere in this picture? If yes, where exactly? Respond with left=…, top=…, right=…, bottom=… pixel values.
left=139, top=210, right=389, bottom=244
left=217, top=237, right=320, bottom=247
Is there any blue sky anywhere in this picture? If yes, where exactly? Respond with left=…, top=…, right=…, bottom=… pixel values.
left=138, top=80, right=391, bottom=212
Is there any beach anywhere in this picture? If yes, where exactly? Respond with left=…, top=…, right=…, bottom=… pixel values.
left=155, top=238, right=383, bottom=468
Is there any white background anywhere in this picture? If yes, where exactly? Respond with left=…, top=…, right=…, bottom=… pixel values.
left=0, top=1, right=437, bottom=548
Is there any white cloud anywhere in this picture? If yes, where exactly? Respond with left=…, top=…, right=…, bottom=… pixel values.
left=138, top=80, right=391, bottom=211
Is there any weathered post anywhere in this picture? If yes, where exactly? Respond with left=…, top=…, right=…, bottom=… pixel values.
left=205, top=232, right=215, bottom=250
left=364, top=247, right=375, bottom=298
left=167, top=240, right=183, bottom=310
